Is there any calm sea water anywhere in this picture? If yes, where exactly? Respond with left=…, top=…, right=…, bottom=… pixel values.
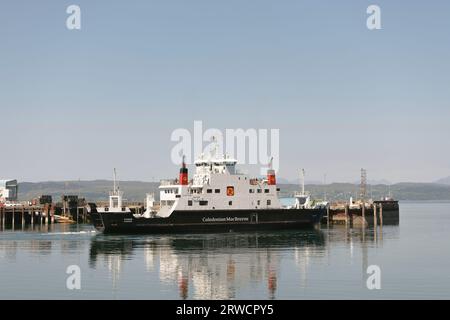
left=1, top=202, right=450, bottom=299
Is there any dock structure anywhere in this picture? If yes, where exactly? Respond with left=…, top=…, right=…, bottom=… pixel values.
left=323, top=201, right=399, bottom=227
left=0, top=200, right=144, bottom=231
left=0, top=205, right=53, bottom=230
left=321, top=168, right=399, bottom=227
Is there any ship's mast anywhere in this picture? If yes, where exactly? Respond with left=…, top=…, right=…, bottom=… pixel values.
left=300, top=169, right=305, bottom=195
left=113, top=168, right=117, bottom=193
left=110, top=168, right=123, bottom=208
left=208, top=136, right=221, bottom=160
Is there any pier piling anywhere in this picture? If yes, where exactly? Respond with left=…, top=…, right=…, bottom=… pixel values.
left=344, top=205, right=349, bottom=227
left=12, top=207, right=15, bottom=228
left=373, top=203, right=378, bottom=227
left=362, top=204, right=365, bottom=228
left=326, top=206, right=330, bottom=226
left=379, top=203, right=383, bottom=226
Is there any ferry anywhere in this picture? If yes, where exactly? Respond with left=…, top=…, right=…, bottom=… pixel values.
left=89, top=151, right=327, bottom=234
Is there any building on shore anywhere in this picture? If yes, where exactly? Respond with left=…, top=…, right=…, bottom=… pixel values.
left=0, top=179, right=18, bottom=203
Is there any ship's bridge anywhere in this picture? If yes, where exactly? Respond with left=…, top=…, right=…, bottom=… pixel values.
left=194, top=155, right=237, bottom=175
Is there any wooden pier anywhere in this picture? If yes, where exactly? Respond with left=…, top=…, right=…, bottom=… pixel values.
left=323, top=201, right=399, bottom=227
left=0, top=205, right=53, bottom=230
left=0, top=201, right=144, bottom=231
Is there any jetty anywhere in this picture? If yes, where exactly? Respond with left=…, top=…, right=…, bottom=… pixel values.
left=324, top=199, right=399, bottom=227
left=0, top=205, right=53, bottom=230
left=323, top=169, right=399, bottom=227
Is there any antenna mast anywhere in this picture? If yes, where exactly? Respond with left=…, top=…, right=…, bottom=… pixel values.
left=359, top=168, right=367, bottom=202
left=301, top=169, right=305, bottom=195
left=210, top=136, right=218, bottom=158
left=113, top=168, right=117, bottom=193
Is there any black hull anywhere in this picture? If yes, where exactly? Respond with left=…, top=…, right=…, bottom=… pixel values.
left=91, top=208, right=325, bottom=234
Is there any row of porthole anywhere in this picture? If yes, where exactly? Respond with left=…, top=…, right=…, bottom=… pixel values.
left=187, top=199, right=272, bottom=207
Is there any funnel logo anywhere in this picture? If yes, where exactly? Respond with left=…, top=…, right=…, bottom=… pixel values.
left=171, top=121, right=279, bottom=175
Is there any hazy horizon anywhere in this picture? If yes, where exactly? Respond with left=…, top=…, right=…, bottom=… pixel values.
left=15, top=176, right=450, bottom=185
left=1, top=1, right=449, bottom=183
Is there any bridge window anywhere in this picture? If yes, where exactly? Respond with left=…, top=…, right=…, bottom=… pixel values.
left=215, top=189, right=220, bottom=193
left=257, top=189, right=262, bottom=193
left=188, top=200, right=192, bottom=206
left=267, top=200, right=271, bottom=205
left=249, top=189, right=254, bottom=193
left=264, top=189, right=269, bottom=193
left=199, top=200, right=208, bottom=206
left=207, top=189, right=212, bottom=193
left=229, top=201, right=232, bottom=206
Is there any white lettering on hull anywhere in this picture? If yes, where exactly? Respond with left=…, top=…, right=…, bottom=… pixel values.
left=202, top=217, right=250, bottom=223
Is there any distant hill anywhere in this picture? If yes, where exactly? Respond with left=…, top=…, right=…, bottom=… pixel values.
left=16, top=180, right=450, bottom=202
left=18, top=180, right=159, bottom=202
left=435, top=176, right=450, bottom=185
left=278, top=182, right=450, bottom=201
left=277, top=177, right=322, bottom=185
left=352, top=179, right=392, bottom=185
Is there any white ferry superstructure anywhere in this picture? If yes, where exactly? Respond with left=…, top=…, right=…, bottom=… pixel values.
left=90, top=150, right=327, bottom=234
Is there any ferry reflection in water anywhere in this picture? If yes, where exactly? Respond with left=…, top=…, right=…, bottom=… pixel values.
left=88, top=228, right=396, bottom=300
left=0, top=222, right=400, bottom=299
left=89, top=227, right=398, bottom=299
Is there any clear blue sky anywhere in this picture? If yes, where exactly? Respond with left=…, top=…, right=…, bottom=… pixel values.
left=1, top=1, right=449, bottom=183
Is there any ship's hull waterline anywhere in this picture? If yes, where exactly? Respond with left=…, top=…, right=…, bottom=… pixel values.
left=91, top=208, right=326, bottom=234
